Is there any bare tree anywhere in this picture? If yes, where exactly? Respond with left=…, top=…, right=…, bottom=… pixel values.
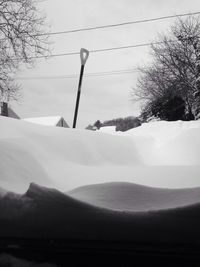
left=133, top=16, right=200, bottom=120
left=0, top=0, right=49, bottom=102
left=0, top=71, right=21, bottom=102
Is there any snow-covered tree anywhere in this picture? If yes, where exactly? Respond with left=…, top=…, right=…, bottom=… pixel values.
left=133, top=16, right=200, bottom=120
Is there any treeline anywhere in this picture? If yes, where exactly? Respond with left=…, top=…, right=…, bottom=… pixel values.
left=86, top=116, right=141, bottom=132
left=88, top=16, right=200, bottom=130
left=133, top=16, right=200, bottom=122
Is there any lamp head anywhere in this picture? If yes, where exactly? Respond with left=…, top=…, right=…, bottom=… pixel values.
left=80, top=48, right=89, bottom=65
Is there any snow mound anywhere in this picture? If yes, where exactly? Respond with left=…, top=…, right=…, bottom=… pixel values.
left=0, top=254, right=57, bottom=267
left=25, top=183, right=82, bottom=206
left=0, top=117, right=200, bottom=193
left=1, top=183, right=200, bottom=243
left=69, top=182, right=200, bottom=211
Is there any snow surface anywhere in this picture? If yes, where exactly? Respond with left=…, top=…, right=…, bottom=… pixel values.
left=0, top=254, right=57, bottom=267
left=1, top=183, right=200, bottom=243
left=0, top=117, right=200, bottom=193
left=69, top=182, right=200, bottom=211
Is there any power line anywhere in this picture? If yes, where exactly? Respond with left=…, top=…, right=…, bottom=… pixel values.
left=15, top=68, right=139, bottom=80
left=90, top=41, right=164, bottom=53
left=16, top=36, right=200, bottom=61
left=15, top=11, right=200, bottom=61
left=19, top=40, right=163, bottom=60
left=38, top=11, right=200, bottom=36
left=23, top=33, right=200, bottom=60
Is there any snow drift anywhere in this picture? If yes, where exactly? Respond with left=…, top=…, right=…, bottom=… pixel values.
left=1, top=183, right=200, bottom=243
left=0, top=117, right=200, bottom=193
left=68, top=182, right=200, bottom=211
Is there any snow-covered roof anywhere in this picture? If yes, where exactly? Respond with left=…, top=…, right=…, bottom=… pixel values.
left=23, top=116, right=66, bottom=126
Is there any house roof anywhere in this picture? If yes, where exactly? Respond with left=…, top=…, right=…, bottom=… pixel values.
left=23, top=116, right=68, bottom=127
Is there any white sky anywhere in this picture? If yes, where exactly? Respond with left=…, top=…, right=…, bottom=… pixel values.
left=12, top=0, right=200, bottom=128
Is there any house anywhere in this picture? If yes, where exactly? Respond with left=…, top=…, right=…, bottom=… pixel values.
left=1, top=101, right=69, bottom=128
left=23, top=116, right=69, bottom=128
left=0, top=102, right=20, bottom=119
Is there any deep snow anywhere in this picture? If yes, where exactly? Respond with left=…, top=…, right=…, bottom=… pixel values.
left=69, top=182, right=200, bottom=211
left=1, top=182, right=200, bottom=244
left=0, top=117, right=200, bottom=193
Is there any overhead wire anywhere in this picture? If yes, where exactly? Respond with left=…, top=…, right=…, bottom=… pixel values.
left=15, top=68, right=139, bottom=80
left=17, top=37, right=200, bottom=60
left=14, top=11, right=200, bottom=79
left=38, top=11, right=200, bottom=36
left=15, top=12, right=200, bottom=60
left=17, top=41, right=164, bottom=60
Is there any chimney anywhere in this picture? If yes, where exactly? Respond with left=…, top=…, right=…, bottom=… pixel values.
left=1, top=102, right=8, bottom=117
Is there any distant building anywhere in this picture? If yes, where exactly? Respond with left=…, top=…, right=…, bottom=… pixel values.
left=0, top=102, right=20, bottom=119
left=23, top=116, right=69, bottom=128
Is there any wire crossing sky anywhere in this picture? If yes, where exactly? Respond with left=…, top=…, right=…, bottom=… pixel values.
left=38, top=11, right=200, bottom=36
left=16, top=12, right=200, bottom=60
left=16, top=68, right=139, bottom=80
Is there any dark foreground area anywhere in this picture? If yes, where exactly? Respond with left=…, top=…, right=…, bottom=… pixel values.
left=1, top=183, right=200, bottom=265
left=1, top=238, right=200, bottom=266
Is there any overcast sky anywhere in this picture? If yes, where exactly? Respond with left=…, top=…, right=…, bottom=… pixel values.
left=12, top=0, right=200, bottom=128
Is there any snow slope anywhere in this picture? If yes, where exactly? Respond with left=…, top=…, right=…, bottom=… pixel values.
left=0, top=183, right=200, bottom=243
left=69, top=182, right=200, bottom=211
left=0, top=117, right=200, bottom=193
left=0, top=254, right=57, bottom=267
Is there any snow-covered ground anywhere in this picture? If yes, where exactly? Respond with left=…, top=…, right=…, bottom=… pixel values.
left=0, top=117, right=200, bottom=193
left=68, top=182, right=200, bottom=211
left=0, top=182, right=200, bottom=243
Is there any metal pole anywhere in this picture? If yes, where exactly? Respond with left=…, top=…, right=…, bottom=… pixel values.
left=73, top=48, right=89, bottom=128
left=73, top=64, right=84, bottom=128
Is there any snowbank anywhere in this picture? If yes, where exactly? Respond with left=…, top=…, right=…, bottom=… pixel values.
left=69, top=182, right=200, bottom=211
left=0, top=117, right=200, bottom=193
left=0, top=183, right=200, bottom=244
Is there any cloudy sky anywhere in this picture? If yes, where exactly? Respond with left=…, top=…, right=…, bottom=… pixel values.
left=13, top=0, right=200, bottom=128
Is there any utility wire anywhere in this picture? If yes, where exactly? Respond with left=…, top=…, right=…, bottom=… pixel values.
left=15, top=12, right=200, bottom=61
left=38, top=11, right=200, bottom=36
left=18, top=41, right=163, bottom=60
left=23, top=34, right=200, bottom=60
left=15, top=68, right=139, bottom=80
left=15, top=36, right=200, bottom=61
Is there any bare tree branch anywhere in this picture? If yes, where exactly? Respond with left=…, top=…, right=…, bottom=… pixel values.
left=0, top=0, right=50, bottom=102
left=133, top=15, right=200, bottom=120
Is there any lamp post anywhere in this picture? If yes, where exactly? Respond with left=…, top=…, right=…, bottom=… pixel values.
left=72, top=48, right=89, bottom=128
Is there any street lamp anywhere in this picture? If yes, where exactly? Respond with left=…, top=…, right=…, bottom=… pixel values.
left=72, top=48, right=89, bottom=128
